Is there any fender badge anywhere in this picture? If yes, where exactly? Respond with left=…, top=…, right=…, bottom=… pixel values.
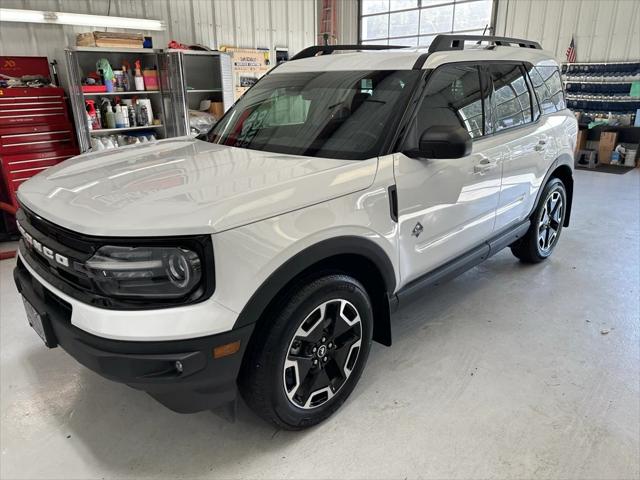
left=412, top=222, right=424, bottom=238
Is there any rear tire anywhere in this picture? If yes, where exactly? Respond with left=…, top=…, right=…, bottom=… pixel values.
left=239, top=274, right=373, bottom=430
left=511, top=177, right=567, bottom=263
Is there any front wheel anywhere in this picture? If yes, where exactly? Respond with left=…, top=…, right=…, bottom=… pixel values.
left=511, top=177, right=567, bottom=263
left=239, top=274, right=373, bottom=430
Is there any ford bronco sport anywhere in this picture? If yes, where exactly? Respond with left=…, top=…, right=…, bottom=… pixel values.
left=13, top=35, right=577, bottom=429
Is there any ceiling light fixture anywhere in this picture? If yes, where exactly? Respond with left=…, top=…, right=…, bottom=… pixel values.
left=0, top=8, right=165, bottom=31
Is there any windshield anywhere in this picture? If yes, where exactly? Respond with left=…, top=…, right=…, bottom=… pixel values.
left=209, top=70, right=421, bottom=160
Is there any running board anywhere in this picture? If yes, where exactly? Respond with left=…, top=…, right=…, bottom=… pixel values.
left=390, top=220, right=530, bottom=311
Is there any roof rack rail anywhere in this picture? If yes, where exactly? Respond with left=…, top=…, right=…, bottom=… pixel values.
left=428, top=34, right=542, bottom=53
left=291, top=44, right=408, bottom=61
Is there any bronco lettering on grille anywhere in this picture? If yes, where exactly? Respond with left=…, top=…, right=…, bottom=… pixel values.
left=16, top=220, right=70, bottom=267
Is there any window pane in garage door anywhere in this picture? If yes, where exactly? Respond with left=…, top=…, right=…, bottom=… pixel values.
left=362, top=14, right=389, bottom=41
left=419, top=4, right=454, bottom=35
left=390, top=9, right=420, bottom=38
left=361, top=0, right=494, bottom=44
left=362, top=0, right=390, bottom=15
left=453, top=0, right=493, bottom=31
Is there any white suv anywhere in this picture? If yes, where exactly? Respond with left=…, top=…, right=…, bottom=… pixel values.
left=13, top=35, right=577, bottom=429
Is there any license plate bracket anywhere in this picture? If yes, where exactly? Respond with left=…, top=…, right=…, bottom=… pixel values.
left=22, top=297, right=57, bottom=348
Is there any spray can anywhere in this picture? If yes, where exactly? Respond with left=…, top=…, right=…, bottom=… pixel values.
left=85, top=99, right=101, bottom=130
left=128, top=105, right=136, bottom=127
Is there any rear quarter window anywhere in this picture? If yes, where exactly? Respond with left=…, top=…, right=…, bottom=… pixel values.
left=528, top=64, right=566, bottom=114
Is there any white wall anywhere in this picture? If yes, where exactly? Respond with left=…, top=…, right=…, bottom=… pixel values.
left=0, top=0, right=317, bottom=63
left=334, top=0, right=358, bottom=44
left=495, top=0, right=640, bottom=62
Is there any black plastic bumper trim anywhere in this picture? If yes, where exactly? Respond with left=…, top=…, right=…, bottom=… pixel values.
left=14, top=257, right=253, bottom=413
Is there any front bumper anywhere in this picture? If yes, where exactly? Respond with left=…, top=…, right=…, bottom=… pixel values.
left=14, top=257, right=254, bottom=413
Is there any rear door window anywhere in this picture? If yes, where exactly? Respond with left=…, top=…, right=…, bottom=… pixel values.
left=488, top=64, right=533, bottom=132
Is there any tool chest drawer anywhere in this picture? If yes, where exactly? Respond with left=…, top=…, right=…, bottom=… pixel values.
left=0, top=148, right=77, bottom=206
left=0, top=86, right=79, bottom=210
left=0, top=87, right=73, bottom=127
left=0, top=124, right=77, bottom=155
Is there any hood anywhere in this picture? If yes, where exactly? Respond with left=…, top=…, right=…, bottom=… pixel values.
left=17, top=138, right=377, bottom=236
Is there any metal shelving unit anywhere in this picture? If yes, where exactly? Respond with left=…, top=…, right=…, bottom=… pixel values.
left=64, top=47, right=181, bottom=152
left=65, top=47, right=235, bottom=150
left=88, top=125, right=164, bottom=135
left=186, top=88, right=223, bottom=93
left=82, top=91, right=162, bottom=97
left=562, top=61, right=640, bottom=118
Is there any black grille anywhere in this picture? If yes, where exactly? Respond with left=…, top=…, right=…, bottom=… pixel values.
left=19, top=207, right=96, bottom=255
left=15, top=205, right=216, bottom=310
left=17, top=206, right=131, bottom=308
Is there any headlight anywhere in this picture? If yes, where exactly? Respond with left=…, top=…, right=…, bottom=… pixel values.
left=85, top=245, right=202, bottom=300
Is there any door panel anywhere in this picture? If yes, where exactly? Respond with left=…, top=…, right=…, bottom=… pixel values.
left=489, top=63, right=559, bottom=230
left=494, top=119, right=558, bottom=231
left=394, top=144, right=501, bottom=285
left=394, top=64, right=501, bottom=287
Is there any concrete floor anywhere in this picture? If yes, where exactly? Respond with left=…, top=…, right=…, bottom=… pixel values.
left=1, top=169, right=638, bottom=480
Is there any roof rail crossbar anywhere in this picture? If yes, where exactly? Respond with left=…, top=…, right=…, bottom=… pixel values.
left=291, top=44, right=409, bottom=61
left=428, top=34, right=542, bottom=53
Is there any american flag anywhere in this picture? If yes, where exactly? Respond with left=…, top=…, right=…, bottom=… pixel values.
left=566, top=37, right=576, bottom=63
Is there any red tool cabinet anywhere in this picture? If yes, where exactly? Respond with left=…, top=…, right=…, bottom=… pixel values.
left=0, top=86, right=79, bottom=209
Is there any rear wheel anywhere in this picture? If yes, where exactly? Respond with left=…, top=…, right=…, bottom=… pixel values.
left=239, top=274, right=373, bottom=429
left=511, top=178, right=567, bottom=263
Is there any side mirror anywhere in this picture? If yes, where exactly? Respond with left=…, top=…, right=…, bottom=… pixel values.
left=406, top=126, right=472, bottom=159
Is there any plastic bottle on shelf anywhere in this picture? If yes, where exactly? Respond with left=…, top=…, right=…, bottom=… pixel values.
left=121, top=64, right=131, bottom=91
left=91, top=137, right=105, bottom=151
left=105, top=104, right=116, bottom=129
left=115, top=106, right=126, bottom=128
left=102, top=135, right=116, bottom=150
left=120, top=105, right=130, bottom=127
left=134, top=60, right=145, bottom=91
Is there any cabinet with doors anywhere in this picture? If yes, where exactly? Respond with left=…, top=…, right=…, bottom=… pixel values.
left=164, top=50, right=234, bottom=137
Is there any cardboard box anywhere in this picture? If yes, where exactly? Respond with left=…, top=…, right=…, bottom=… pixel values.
left=598, top=131, right=618, bottom=164
left=208, top=102, right=225, bottom=120
left=575, top=129, right=587, bottom=153
left=76, top=32, right=143, bottom=48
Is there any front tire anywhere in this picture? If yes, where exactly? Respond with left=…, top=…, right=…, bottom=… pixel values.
left=239, top=274, right=373, bottom=430
left=511, top=177, right=567, bottom=263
